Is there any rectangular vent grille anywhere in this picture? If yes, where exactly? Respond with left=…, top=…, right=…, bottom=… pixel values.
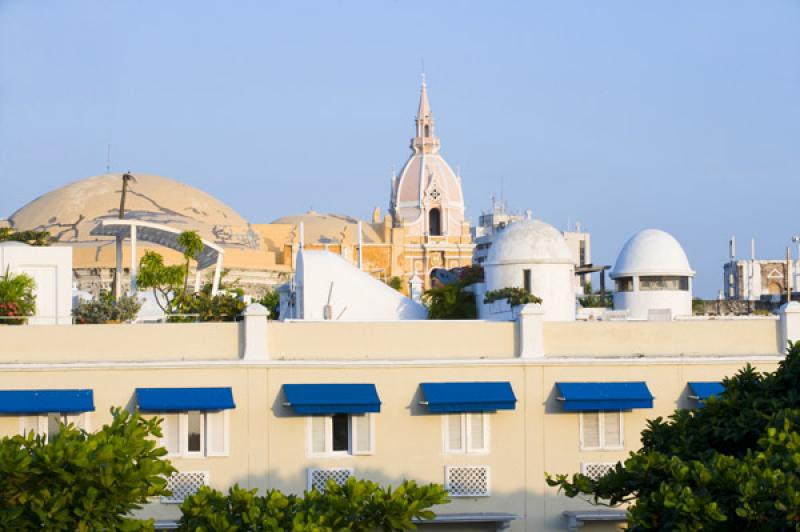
left=307, top=468, right=353, bottom=492
left=581, top=462, right=616, bottom=481
left=445, top=465, right=490, bottom=497
left=161, top=471, right=209, bottom=503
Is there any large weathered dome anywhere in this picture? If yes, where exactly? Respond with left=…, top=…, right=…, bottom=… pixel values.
left=271, top=212, right=382, bottom=244
left=9, top=173, right=258, bottom=249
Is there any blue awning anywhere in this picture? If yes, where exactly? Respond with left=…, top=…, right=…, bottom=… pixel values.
left=420, top=382, right=517, bottom=413
left=136, top=387, right=235, bottom=412
left=556, top=382, right=653, bottom=411
left=688, top=382, right=725, bottom=401
left=0, top=389, right=94, bottom=414
left=283, top=384, right=381, bottom=414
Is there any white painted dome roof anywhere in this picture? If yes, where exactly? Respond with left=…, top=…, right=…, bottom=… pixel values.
left=487, top=219, right=573, bottom=265
left=611, top=229, right=694, bottom=278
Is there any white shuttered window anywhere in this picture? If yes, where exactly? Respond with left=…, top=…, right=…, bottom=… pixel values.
left=19, top=413, right=90, bottom=441
left=444, top=413, right=489, bottom=454
left=308, top=414, right=374, bottom=456
left=580, top=412, right=624, bottom=450
left=160, top=411, right=229, bottom=457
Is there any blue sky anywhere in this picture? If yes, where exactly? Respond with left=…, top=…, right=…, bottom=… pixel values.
left=1, top=1, right=799, bottom=296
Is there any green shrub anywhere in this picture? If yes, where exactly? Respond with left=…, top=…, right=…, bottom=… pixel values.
left=178, top=478, right=449, bottom=531
left=0, top=268, right=36, bottom=325
left=0, top=408, right=174, bottom=530
left=483, top=287, right=542, bottom=307
left=259, top=290, right=280, bottom=320
left=0, top=228, right=54, bottom=246
left=72, top=291, right=142, bottom=324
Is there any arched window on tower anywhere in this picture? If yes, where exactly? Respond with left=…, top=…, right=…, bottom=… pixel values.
left=424, top=124, right=430, bottom=137
left=429, top=208, right=442, bottom=236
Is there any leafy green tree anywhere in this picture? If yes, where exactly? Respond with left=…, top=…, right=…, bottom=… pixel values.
left=137, top=250, right=185, bottom=312
left=547, top=342, right=800, bottom=531
left=178, top=478, right=449, bottom=531
left=177, top=230, right=204, bottom=293
left=0, top=268, right=36, bottom=324
left=0, top=408, right=174, bottom=530
left=423, top=283, right=476, bottom=319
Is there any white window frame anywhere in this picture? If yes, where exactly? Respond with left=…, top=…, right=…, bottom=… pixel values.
left=160, top=410, right=229, bottom=458
left=580, top=411, right=624, bottom=451
left=306, top=413, right=375, bottom=457
left=19, top=412, right=91, bottom=441
left=443, top=413, right=490, bottom=454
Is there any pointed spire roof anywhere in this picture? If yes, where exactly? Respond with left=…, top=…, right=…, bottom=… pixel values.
left=417, top=74, right=432, bottom=119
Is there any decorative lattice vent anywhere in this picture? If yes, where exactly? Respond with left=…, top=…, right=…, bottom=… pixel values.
left=445, top=465, right=490, bottom=497
left=581, top=462, right=616, bottom=481
left=307, top=468, right=353, bottom=492
left=161, top=471, right=209, bottom=503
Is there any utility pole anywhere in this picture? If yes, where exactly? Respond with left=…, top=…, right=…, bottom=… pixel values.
left=112, top=172, right=135, bottom=299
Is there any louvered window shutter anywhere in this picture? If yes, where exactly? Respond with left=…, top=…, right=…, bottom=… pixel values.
left=604, top=412, right=622, bottom=447
left=351, top=414, right=373, bottom=454
left=311, top=416, right=327, bottom=454
left=20, top=416, right=39, bottom=437
left=162, top=413, right=180, bottom=454
left=447, top=414, right=464, bottom=452
left=206, top=411, right=228, bottom=456
left=468, top=413, right=486, bottom=451
left=581, top=412, right=600, bottom=449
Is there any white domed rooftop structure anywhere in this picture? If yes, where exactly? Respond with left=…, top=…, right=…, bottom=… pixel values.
left=9, top=173, right=258, bottom=249
left=482, top=219, right=576, bottom=322
left=610, top=229, right=694, bottom=320
left=487, top=219, right=574, bottom=265
left=611, top=229, right=694, bottom=278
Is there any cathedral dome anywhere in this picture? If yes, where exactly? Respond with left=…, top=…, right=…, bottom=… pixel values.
left=9, top=173, right=258, bottom=249
left=390, top=78, right=466, bottom=237
left=611, top=229, right=694, bottom=278
left=271, top=212, right=382, bottom=244
left=487, top=219, right=574, bottom=265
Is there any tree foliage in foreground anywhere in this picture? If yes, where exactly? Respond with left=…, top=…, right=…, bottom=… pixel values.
left=178, top=478, right=449, bottom=531
left=547, top=342, right=800, bottom=531
left=0, top=408, right=174, bottom=531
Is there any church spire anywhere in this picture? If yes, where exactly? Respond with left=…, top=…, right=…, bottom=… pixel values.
left=412, top=74, right=440, bottom=154
left=417, top=73, right=432, bottom=120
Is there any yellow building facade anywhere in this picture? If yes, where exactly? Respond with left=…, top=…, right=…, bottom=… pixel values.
left=0, top=307, right=796, bottom=531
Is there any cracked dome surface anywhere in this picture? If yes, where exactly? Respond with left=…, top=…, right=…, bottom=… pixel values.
left=9, top=173, right=259, bottom=249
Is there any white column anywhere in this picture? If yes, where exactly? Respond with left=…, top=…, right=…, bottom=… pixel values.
left=517, top=303, right=545, bottom=358
left=242, top=303, right=269, bottom=361
left=194, top=269, right=202, bottom=293
left=780, top=301, right=800, bottom=353
left=211, top=253, right=223, bottom=296
left=129, top=224, right=137, bottom=295
left=409, top=273, right=423, bottom=304
left=114, top=236, right=123, bottom=297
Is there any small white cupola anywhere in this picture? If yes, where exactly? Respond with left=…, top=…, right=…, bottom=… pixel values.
left=610, top=229, right=695, bottom=320
left=480, top=219, right=576, bottom=321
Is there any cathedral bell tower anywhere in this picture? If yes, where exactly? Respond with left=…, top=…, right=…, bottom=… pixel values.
left=388, top=77, right=474, bottom=287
